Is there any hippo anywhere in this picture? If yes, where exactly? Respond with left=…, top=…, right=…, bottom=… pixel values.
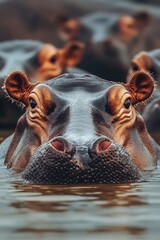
left=0, top=0, right=159, bottom=83
left=1, top=70, right=160, bottom=184
left=128, top=49, right=160, bottom=133
left=56, top=11, right=151, bottom=82
left=128, top=49, right=160, bottom=80
left=0, top=39, right=84, bottom=127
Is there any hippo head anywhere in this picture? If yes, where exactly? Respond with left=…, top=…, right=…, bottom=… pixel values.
left=0, top=40, right=84, bottom=83
left=128, top=49, right=160, bottom=82
left=57, top=11, right=150, bottom=44
left=32, top=41, right=84, bottom=82
left=4, top=70, right=159, bottom=184
left=56, top=12, right=150, bottom=81
left=127, top=49, right=160, bottom=131
left=86, top=11, right=151, bottom=81
left=128, top=51, right=156, bottom=80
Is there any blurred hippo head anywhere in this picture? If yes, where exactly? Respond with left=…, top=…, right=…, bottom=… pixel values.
left=128, top=49, right=160, bottom=81
left=3, top=70, right=160, bottom=184
left=0, top=40, right=84, bottom=127
left=0, top=40, right=84, bottom=83
left=56, top=11, right=151, bottom=81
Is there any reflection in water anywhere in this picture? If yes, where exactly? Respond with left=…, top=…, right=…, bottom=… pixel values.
left=3, top=181, right=157, bottom=240
left=0, top=132, right=160, bottom=240
left=10, top=183, right=147, bottom=237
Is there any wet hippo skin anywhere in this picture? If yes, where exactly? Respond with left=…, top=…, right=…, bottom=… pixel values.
left=0, top=39, right=84, bottom=127
left=1, top=70, right=160, bottom=184
left=128, top=49, right=160, bottom=132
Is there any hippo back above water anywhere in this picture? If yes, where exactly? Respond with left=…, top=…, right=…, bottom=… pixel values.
left=1, top=70, right=160, bottom=184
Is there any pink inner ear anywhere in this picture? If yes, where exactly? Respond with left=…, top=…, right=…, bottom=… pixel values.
left=98, top=140, right=111, bottom=152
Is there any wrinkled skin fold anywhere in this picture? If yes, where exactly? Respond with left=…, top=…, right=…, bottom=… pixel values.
left=1, top=70, right=160, bottom=184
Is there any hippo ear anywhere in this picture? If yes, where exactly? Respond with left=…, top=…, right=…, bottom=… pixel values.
left=126, top=70, right=154, bottom=104
left=4, top=71, right=35, bottom=105
left=63, top=41, right=84, bottom=66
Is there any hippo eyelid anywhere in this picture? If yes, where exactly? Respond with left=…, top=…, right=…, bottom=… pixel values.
left=29, top=90, right=44, bottom=105
left=29, top=88, right=56, bottom=115
left=105, top=88, right=132, bottom=115
left=28, top=97, right=37, bottom=109
left=124, top=98, right=131, bottom=109
left=29, top=92, right=40, bottom=105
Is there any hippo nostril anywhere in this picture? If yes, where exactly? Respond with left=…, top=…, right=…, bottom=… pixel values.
left=89, top=138, right=112, bottom=155
left=98, top=140, right=111, bottom=152
left=51, top=140, right=65, bottom=153
left=50, top=137, right=76, bottom=156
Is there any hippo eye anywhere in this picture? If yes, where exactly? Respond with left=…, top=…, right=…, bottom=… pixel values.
left=50, top=55, right=58, bottom=63
left=29, top=98, right=37, bottom=109
left=132, top=63, right=139, bottom=71
left=124, top=98, right=131, bottom=109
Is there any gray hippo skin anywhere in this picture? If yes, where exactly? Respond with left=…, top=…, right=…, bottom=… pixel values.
left=1, top=70, right=160, bottom=184
left=0, top=39, right=84, bottom=127
left=128, top=49, right=160, bottom=132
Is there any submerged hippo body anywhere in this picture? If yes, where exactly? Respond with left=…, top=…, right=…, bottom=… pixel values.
left=0, top=39, right=84, bottom=127
left=1, top=70, right=160, bottom=184
left=128, top=49, right=160, bottom=132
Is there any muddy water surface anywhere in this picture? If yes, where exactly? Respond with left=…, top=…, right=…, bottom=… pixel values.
left=0, top=130, right=160, bottom=240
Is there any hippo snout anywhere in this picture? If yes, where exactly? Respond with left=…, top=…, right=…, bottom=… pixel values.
left=50, top=137, right=112, bottom=166
left=22, top=137, right=141, bottom=184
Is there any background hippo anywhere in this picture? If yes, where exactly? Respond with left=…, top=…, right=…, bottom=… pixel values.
left=56, top=11, right=151, bottom=82
left=1, top=70, right=160, bottom=184
left=128, top=49, right=160, bottom=136
left=0, top=39, right=84, bottom=127
left=0, top=0, right=160, bottom=82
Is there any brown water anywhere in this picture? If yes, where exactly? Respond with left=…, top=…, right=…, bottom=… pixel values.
left=0, top=131, right=160, bottom=240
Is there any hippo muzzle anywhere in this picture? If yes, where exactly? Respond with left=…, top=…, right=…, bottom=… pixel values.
left=3, top=71, right=159, bottom=184
left=22, top=137, right=140, bottom=184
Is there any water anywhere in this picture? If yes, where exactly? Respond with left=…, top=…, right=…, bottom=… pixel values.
left=0, top=131, right=160, bottom=240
